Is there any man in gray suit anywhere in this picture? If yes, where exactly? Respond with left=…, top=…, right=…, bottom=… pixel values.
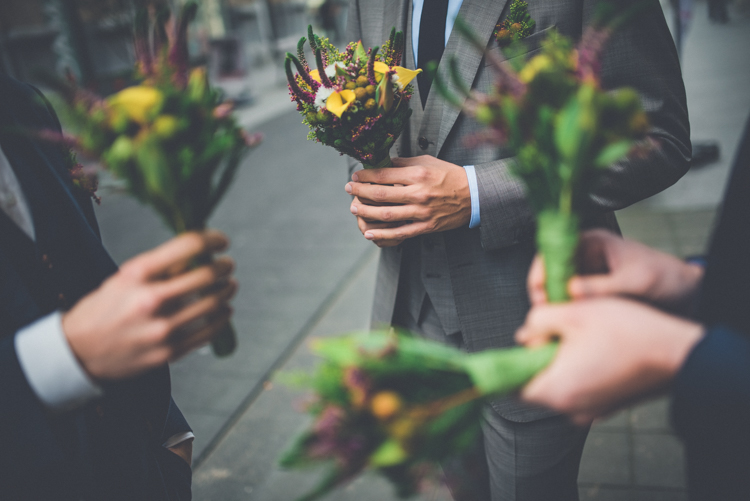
left=344, top=0, right=690, bottom=499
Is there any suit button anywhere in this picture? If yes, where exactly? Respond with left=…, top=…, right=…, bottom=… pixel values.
left=41, top=254, right=53, bottom=269
left=418, top=136, right=429, bottom=150
left=95, top=405, right=105, bottom=418
left=57, top=293, right=67, bottom=308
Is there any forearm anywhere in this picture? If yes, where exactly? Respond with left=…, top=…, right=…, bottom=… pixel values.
left=474, top=157, right=535, bottom=250
left=672, top=325, right=750, bottom=447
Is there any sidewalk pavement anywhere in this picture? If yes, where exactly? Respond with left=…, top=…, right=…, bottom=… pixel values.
left=91, top=1, right=749, bottom=500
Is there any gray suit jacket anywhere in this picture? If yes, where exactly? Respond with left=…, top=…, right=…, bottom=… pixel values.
left=346, top=0, right=690, bottom=421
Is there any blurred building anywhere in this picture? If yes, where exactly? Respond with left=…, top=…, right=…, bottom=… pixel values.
left=0, top=0, right=346, bottom=91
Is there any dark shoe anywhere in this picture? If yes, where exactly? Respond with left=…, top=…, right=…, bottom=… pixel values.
left=691, top=141, right=721, bottom=168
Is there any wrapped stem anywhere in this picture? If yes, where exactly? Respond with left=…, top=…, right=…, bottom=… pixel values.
left=362, top=149, right=392, bottom=170
left=194, top=252, right=237, bottom=357
left=536, top=210, right=579, bottom=303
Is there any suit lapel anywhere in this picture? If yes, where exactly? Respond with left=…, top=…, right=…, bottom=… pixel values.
left=419, top=0, right=510, bottom=156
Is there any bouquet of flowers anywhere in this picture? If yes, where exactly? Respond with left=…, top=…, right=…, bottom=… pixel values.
left=280, top=330, right=556, bottom=500
left=42, top=2, right=261, bottom=356
left=285, top=26, right=420, bottom=169
left=435, top=7, right=652, bottom=302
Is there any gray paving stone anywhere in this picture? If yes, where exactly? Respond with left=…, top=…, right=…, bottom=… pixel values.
left=579, top=431, right=631, bottom=485
left=579, top=485, right=631, bottom=501
left=630, top=398, right=672, bottom=432
left=633, top=434, right=686, bottom=489
left=592, top=410, right=630, bottom=432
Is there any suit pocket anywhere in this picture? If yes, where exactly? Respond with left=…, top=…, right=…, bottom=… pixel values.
left=483, top=25, right=556, bottom=67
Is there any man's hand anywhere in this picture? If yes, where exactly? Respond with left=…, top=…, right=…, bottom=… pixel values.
left=63, top=230, right=237, bottom=381
left=345, top=156, right=471, bottom=247
left=528, top=229, right=704, bottom=313
left=515, top=298, right=704, bottom=424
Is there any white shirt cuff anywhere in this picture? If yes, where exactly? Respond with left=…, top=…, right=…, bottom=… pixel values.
left=15, top=312, right=103, bottom=412
left=463, top=165, right=481, bottom=228
left=163, top=431, right=196, bottom=449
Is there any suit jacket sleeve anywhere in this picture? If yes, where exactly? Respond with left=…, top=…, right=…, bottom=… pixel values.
left=475, top=0, right=691, bottom=251
left=670, top=325, right=750, bottom=496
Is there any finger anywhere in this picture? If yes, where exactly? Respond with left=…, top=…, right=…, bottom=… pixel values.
left=351, top=165, right=420, bottom=185
left=568, top=274, right=619, bottom=300
left=514, top=305, right=568, bottom=346
left=527, top=255, right=548, bottom=305
left=351, top=201, right=424, bottom=223
left=170, top=306, right=233, bottom=360
left=123, top=230, right=229, bottom=281
left=363, top=221, right=430, bottom=243
left=155, top=256, right=235, bottom=302
left=346, top=182, right=408, bottom=204
left=168, top=280, right=238, bottom=331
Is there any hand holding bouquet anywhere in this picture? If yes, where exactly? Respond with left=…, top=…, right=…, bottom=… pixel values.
left=43, top=2, right=261, bottom=356
left=280, top=330, right=556, bottom=500
left=285, top=27, right=420, bottom=169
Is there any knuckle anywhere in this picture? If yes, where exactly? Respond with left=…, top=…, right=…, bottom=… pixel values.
left=381, top=210, right=393, bottom=222
left=138, top=290, right=163, bottom=314
left=372, top=188, right=387, bottom=202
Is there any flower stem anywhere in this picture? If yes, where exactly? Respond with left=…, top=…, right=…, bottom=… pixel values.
left=537, top=210, right=579, bottom=303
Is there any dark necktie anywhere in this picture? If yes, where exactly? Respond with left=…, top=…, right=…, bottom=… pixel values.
left=417, top=0, right=450, bottom=108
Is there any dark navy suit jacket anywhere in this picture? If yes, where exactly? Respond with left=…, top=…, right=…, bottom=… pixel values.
left=0, top=74, right=191, bottom=500
left=671, top=115, right=750, bottom=500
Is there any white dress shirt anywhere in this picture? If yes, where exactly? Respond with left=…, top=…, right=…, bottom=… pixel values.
left=411, top=0, right=480, bottom=228
left=1, top=144, right=192, bottom=446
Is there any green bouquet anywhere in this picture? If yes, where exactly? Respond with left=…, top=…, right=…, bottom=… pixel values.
left=41, top=2, right=261, bottom=356
left=435, top=8, right=652, bottom=302
left=280, top=330, right=556, bottom=500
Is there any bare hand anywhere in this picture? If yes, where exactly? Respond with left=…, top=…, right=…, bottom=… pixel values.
left=515, top=298, right=704, bottom=424
left=63, top=230, right=237, bottom=381
left=528, top=229, right=704, bottom=312
left=351, top=196, right=407, bottom=248
left=345, top=156, right=471, bottom=247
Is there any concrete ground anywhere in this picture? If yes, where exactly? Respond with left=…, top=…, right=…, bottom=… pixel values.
left=91, top=1, right=750, bottom=500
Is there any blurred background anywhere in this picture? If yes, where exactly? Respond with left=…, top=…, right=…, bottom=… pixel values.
left=1, top=1, right=749, bottom=499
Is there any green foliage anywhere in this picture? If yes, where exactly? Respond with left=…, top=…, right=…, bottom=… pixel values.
left=280, top=330, right=559, bottom=500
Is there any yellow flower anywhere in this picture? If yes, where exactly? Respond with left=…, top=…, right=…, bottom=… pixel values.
left=309, top=69, right=321, bottom=82
left=373, top=61, right=421, bottom=88
left=370, top=391, right=402, bottom=420
left=325, top=89, right=356, bottom=117
left=518, top=54, right=553, bottom=83
left=108, top=86, right=163, bottom=124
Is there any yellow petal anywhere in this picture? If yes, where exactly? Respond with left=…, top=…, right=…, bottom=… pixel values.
left=373, top=61, right=390, bottom=74
left=393, top=66, right=421, bottom=88
left=325, top=89, right=356, bottom=118
left=309, top=69, right=321, bottom=82
left=108, top=86, right=163, bottom=124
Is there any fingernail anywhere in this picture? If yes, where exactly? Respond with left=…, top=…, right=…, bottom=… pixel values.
left=352, top=172, right=359, bottom=182
left=364, top=232, right=374, bottom=240
left=350, top=205, right=358, bottom=215
left=345, top=183, right=352, bottom=194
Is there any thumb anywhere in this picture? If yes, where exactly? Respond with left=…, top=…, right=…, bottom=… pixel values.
left=568, top=274, right=620, bottom=300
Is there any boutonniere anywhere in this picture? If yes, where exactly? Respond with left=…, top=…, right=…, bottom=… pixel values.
left=494, top=0, right=536, bottom=47
left=65, top=149, right=100, bottom=204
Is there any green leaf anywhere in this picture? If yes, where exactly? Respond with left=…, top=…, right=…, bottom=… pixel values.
left=461, top=343, right=558, bottom=396
left=594, top=140, right=633, bottom=167
left=369, top=439, right=408, bottom=467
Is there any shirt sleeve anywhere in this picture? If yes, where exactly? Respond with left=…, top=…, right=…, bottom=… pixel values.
left=463, top=165, right=481, bottom=228
left=163, top=431, right=195, bottom=449
left=14, top=311, right=103, bottom=412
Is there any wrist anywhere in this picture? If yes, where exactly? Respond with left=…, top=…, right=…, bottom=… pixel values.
left=648, top=316, right=704, bottom=381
